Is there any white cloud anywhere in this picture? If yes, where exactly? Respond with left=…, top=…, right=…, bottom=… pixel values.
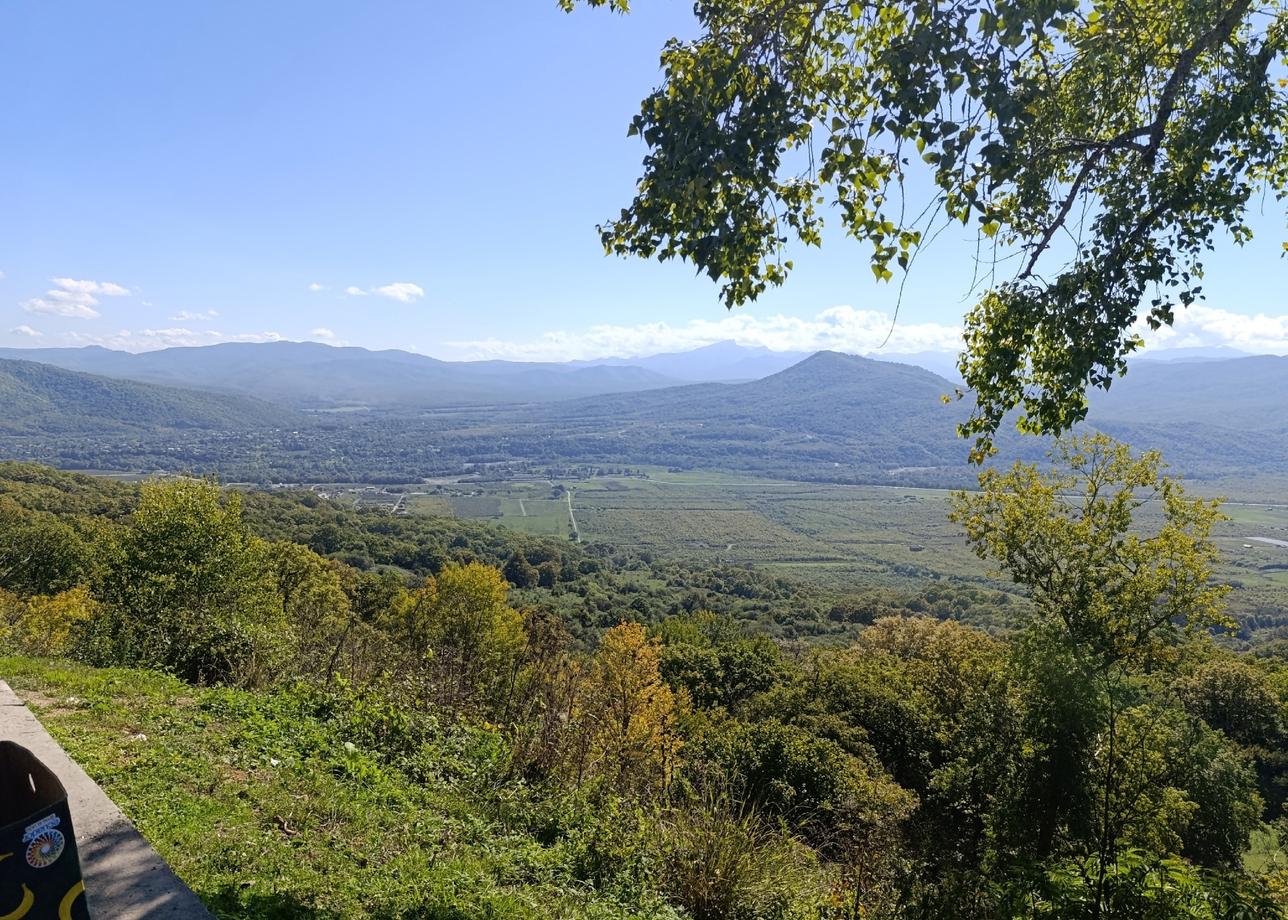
left=23, top=294, right=99, bottom=318
left=445, top=305, right=964, bottom=362
left=58, top=328, right=284, bottom=352
left=343, top=283, right=423, bottom=302
left=10, top=325, right=42, bottom=338
left=50, top=278, right=129, bottom=297
left=1136, top=304, right=1288, bottom=355
left=20, top=277, right=132, bottom=320
left=308, top=282, right=326, bottom=292
left=372, top=282, right=424, bottom=303
left=311, top=327, right=336, bottom=339
left=443, top=302, right=1288, bottom=364
left=170, top=310, right=219, bottom=322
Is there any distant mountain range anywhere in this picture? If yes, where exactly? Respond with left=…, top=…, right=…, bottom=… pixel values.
left=0, top=342, right=682, bottom=409
left=569, top=340, right=812, bottom=382
left=0, top=340, right=1272, bottom=410
left=0, top=339, right=820, bottom=408
left=0, top=341, right=1283, bottom=482
left=544, top=351, right=982, bottom=474
left=512, top=349, right=1288, bottom=481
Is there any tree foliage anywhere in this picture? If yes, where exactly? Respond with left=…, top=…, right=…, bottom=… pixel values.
left=566, top=0, right=1288, bottom=455
left=950, top=434, right=1231, bottom=666
left=2, top=461, right=1286, bottom=915
left=572, top=621, right=684, bottom=797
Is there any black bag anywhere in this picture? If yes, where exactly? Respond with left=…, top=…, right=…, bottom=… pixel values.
left=0, top=740, right=90, bottom=919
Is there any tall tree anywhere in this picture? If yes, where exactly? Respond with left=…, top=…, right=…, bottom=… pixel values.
left=394, top=562, right=527, bottom=716
left=565, top=0, right=1287, bottom=456
left=948, top=435, right=1262, bottom=912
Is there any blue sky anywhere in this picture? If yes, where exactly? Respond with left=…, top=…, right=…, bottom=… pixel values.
left=3, top=1, right=1286, bottom=359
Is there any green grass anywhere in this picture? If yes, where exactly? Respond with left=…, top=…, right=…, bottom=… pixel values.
left=1245, top=827, right=1288, bottom=875
left=0, top=657, right=676, bottom=920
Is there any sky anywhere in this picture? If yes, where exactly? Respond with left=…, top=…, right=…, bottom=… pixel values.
left=3, top=1, right=1287, bottom=361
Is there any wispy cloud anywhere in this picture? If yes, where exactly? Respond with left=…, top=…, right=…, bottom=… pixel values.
left=308, top=282, right=326, bottom=292
left=10, top=325, right=42, bottom=338
left=58, top=328, right=284, bottom=352
left=170, top=310, right=219, bottom=322
left=443, top=303, right=1288, bottom=363
left=311, top=327, right=336, bottom=339
left=445, top=306, right=964, bottom=362
left=50, top=278, right=129, bottom=297
left=344, top=282, right=424, bottom=303
left=21, top=277, right=131, bottom=319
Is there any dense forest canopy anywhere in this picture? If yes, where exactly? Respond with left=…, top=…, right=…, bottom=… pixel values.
left=566, top=0, right=1288, bottom=457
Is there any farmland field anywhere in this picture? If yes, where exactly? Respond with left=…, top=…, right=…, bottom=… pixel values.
left=417, top=468, right=1288, bottom=631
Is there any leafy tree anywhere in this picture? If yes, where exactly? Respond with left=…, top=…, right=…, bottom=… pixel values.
left=690, top=717, right=913, bottom=854
left=503, top=550, right=540, bottom=589
left=948, top=435, right=1266, bottom=911
left=950, top=434, right=1231, bottom=667
left=537, top=560, right=560, bottom=589
left=88, top=478, right=287, bottom=684
left=0, top=585, right=97, bottom=656
left=265, top=541, right=358, bottom=681
left=565, top=0, right=1287, bottom=454
left=394, top=562, right=527, bottom=716
left=572, top=621, right=683, bottom=798
left=1175, top=656, right=1288, bottom=818
left=1176, top=657, right=1283, bottom=750
left=657, top=610, right=788, bottom=710
left=0, top=501, right=96, bottom=596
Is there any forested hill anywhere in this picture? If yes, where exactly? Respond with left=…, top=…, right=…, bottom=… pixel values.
left=536, top=351, right=995, bottom=475
left=0, top=358, right=298, bottom=434
left=501, top=350, right=1288, bottom=482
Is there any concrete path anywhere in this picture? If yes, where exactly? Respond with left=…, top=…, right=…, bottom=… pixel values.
left=0, top=681, right=214, bottom=919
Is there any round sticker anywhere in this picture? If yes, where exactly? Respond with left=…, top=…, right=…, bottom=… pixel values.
left=26, top=828, right=65, bottom=869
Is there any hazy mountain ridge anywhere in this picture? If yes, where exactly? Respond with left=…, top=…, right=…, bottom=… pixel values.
left=0, top=341, right=683, bottom=408
left=0, top=343, right=1285, bottom=482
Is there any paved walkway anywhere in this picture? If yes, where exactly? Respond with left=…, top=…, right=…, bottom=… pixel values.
left=0, top=680, right=214, bottom=919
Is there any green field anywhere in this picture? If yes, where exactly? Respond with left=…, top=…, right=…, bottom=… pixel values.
left=412, top=482, right=579, bottom=540
left=419, top=468, right=1288, bottom=630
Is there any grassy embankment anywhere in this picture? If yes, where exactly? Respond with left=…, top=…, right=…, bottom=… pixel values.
left=1, top=657, right=676, bottom=920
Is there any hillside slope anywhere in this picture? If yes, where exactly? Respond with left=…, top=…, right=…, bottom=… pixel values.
left=0, top=358, right=298, bottom=434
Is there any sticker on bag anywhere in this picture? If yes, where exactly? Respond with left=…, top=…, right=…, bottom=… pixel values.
left=22, top=814, right=65, bottom=869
